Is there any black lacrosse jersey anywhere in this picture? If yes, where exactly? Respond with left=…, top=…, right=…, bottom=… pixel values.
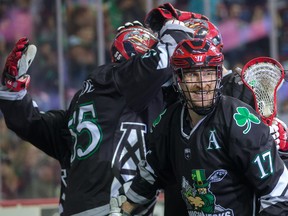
left=163, top=70, right=257, bottom=216
left=0, top=48, right=171, bottom=215
left=127, top=96, right=288, bottom=215
left=62, top=51, right=170, bottom=215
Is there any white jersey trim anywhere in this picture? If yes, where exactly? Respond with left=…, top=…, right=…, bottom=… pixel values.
left=0, top=89, right=27, bottom=100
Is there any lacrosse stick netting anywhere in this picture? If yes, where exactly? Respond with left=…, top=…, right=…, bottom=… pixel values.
left=241, top=57, right=284, bottom=126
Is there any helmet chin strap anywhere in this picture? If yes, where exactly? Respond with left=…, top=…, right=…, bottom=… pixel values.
left=185, top=103, right=209, bottom=128
left=187, top=102, right=215, bottom=116
left=181, top=85, right=215, bottom=116
left=185, top=89, right=222, bottom=116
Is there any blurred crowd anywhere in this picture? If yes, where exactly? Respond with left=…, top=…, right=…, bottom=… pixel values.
left=0, top=0, right=288, bottom=200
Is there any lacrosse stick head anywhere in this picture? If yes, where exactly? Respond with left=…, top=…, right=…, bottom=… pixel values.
left=241, top=57, right=284, bottom=126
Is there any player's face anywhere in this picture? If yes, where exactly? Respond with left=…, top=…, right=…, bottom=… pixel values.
left=179, top=67, right=217, bottom=109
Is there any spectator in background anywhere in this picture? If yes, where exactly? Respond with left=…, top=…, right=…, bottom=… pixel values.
left=10, top=140, right=60, bottom=199
left=107, top=0, right=146, bottom=30
left=187, top=0, right=221, bottom=23
left=0, top=116, right=60, bottom=200
left=66, top=5, right=98, bottom=91
left=31, top=159, right=60, bottom=198
left=0, top=35, right=7, bottom=67
left=278, top=97, right=288, bottom=124
left=117, top=0, right=146, bottom=23
left=0, top=0, right=34, bottom=43
left=30, top=38, right=58, bottom=99
left=67, top=36, right=97, bottom=90
left=0, top=154, right=20, bottom=199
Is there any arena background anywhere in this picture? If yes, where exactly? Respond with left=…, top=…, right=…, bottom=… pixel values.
left=0, top=0, right=288, bottom=215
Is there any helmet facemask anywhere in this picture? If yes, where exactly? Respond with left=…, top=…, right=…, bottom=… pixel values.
left=170, top=38, right=224, bottom=115
left=175, top=66, right=222, bottom=115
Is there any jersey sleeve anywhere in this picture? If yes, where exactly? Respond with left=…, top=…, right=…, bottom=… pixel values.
left=0, top=90, right=69, bottom=161
left=126, top=108, right=177, bottom=204
left=114, top=21, right=194, bottom=112
left=223, top=97, right=288, bottom=214
left=113, top=49, right=171, bottom=112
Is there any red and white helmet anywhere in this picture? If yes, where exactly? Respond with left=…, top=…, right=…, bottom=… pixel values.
left=171, top=38, right=223, bottom=69
left=170, top=38, right=224, bottom=115
left=183, top=18, right=223, bottom=51
left=110, top=22, right=158, bottom=63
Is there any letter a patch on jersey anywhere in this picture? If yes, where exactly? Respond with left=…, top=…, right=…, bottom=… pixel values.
left=207, top=130, right=221, bottom=150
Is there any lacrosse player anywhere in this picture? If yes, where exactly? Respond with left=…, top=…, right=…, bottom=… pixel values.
left=144, top=4, right=288, bottom=216
left=113, top=37, right=288, bottom=216
left=0, top=14, right=200, bottom=215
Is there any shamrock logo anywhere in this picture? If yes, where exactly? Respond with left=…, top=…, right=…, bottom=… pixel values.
left=233, top=107, right=260, bottom=134
left=248, top=80, right=256, bottom=88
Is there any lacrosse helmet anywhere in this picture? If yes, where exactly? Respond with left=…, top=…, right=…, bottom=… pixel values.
left=170, top=38, right=224, bottom=115
left=183, top=18, right=223, bottom=51
left=111, top=22, right=158, bottom=63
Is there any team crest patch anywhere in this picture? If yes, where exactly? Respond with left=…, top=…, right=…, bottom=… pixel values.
left=233, top=107, right=260, bottom=134
left=182, top=169, right=234, bottom=215
left=184, top=148, right=191, bottom=160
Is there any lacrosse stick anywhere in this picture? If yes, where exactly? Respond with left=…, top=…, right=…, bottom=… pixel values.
left=241, top=57, right=284, bottom=126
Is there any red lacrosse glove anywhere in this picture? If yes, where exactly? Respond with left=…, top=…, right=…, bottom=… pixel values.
left=161, top=2, right=209, bottom=22
left=144, top=3, right=209, bottom=32
left=270, top=118, right=288, bottom=151
left=2, top=37, right=36, bottom=92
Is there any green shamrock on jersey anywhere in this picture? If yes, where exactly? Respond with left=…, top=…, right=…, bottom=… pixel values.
left=233, top=107, right=261, bottom=134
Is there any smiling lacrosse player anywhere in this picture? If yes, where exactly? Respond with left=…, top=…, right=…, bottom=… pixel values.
left=112, top=38, right=288, bottom=216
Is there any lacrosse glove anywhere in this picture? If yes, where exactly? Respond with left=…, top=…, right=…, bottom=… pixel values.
left=1, top=37, right=37, bottom=92
left=109, top=195, right=131, bottom=216
left=270, top=117, right=288, bottom=151
left=145, top=3, right=209, bottom=32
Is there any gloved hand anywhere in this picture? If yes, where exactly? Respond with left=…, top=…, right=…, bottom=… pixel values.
left=116, top=20, right=143, bottom=32
left=1, top=37, right=37, bottom=92
left=145, top=3, right=209, bottom=32
left=158, top=19, right=195, bottom=58
left=161, top=2, right=209, bottom=21
left=109, top=195, right=131, bottom=216
left=270, top=117, right=288, bottom=151
left=233, top=67, right=243, bottom=85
